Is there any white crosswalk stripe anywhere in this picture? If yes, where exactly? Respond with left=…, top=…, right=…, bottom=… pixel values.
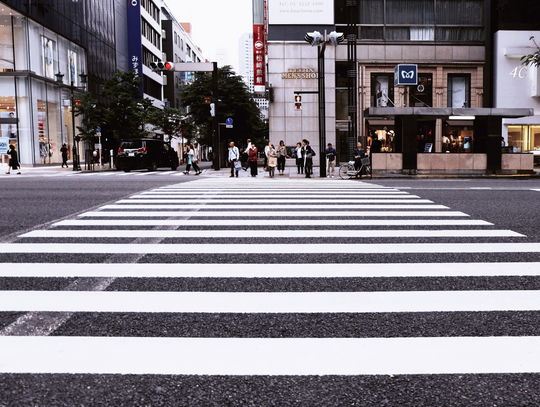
left=1, top=178, right=539, bottom=382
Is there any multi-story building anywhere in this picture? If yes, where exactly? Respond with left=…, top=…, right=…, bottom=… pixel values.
left=0, top=0, right=118, bottom=165
left=267, top=0, right=534, bottom=174
left=161, top=16, right=205, bottom=110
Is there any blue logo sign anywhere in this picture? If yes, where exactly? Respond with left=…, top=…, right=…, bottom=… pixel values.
left=394, top=64, right=418, bottom=86
left=226, top=118, right=233, bottom=125
left=0, top=138, right=9, bottom=154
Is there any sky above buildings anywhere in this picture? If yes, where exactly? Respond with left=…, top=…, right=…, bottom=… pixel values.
left=167, top=0, right=253, bottom=74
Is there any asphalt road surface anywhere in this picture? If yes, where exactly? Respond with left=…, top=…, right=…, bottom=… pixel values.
left=0, top=174, right=540, bottom=406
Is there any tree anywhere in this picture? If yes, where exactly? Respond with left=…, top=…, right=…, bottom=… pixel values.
left=146, top=106, right=186, bottom=139
left=74, top=92, right=102, bottom=142
left=180, top=65, right=265, bottom=148
left=522, top=37, right=540, bottom=67
left=101, top=70, right=153, bottom=141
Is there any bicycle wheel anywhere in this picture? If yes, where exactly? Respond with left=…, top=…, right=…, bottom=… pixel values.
left=339, top=164, right=353, bottom=179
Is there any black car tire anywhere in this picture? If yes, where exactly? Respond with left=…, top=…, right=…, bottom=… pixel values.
left=149, top=161, right=158, bottom=172
left=123, top=169, right=131, bottom=173
left=171, top=164, right=178, bottom=171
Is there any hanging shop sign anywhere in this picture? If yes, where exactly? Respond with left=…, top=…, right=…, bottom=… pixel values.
left=253, top=23, right=266, bottom=92
left=281, top=68, right=318, bottom=79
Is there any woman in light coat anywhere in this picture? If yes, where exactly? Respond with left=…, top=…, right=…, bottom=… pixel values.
left=266, top=143, right=277, bottom=178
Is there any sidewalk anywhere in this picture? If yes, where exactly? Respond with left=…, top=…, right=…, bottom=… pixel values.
left=202, top=166, right=334, bottom=179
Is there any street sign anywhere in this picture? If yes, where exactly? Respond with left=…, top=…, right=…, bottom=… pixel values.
left=95, top=143, right=102, bottom=149
left=394, top=64, right=418, bottom=86
left=226, top=118, right=233, bottom=125
left=96, top=126, right=101, bottom=133
left=0, top=138, right=9, bottom=154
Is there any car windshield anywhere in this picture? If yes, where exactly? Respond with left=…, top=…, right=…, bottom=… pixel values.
left=120, top=141, right=144, bottom=149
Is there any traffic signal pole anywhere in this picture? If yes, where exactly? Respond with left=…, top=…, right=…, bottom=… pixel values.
left=212, top=62, right=220, bottom=170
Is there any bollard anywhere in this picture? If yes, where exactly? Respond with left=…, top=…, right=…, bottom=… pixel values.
left=110, top=149, right=114, bottom=169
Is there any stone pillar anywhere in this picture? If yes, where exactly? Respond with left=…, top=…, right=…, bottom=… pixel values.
left=435, top=119, right=443, bottom=153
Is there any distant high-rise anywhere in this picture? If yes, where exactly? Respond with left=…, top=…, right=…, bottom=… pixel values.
left=238, top=32, right=267, bottom=119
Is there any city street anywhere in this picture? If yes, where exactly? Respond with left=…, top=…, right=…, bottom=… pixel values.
left=0, top=174, right=540, bottom=405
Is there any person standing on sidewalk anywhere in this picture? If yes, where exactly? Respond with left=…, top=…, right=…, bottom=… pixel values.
left=5, top=145, right=21, bottom=174
left=325, top=143, right=337, bottom=178
left=276, top=140, right=287, bottom=176
left=228, top=141, right=240, bottom=178
left=267, top=143, right=277, bottom=178
left=243, top=139, right=252, bottom=170
left=302, top=139, right=315, bottom=178
left=295, top=142, right=303, bottom=174
left=60, top=143, right=69, bottom=168
left=248, top=142, right=258, bottom=177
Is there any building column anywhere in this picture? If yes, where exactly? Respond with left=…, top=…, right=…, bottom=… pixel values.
left=435, top=118, right=442, bottom=152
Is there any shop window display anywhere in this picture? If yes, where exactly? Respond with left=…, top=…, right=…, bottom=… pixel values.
left=443, top=125, right=474, bottom=153
left=507, top=125, right=540, bottom=153
left=366, top=128, right=395, bottom=153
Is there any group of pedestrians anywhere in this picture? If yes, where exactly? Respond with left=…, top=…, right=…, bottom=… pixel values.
left=183, top=143, right=202, bottom=175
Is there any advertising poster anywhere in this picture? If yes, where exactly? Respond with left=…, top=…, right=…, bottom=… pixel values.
left=0, top=111, right=16, bottom=139
left=68, top=50, right=77, bottom=86
left=253, top=23, right=265, bottom=92
left=268, top=0, right=334, bottom=25
left=375, top=76, right=389, bottom=107
left=42, top=36, right=55, bottom=79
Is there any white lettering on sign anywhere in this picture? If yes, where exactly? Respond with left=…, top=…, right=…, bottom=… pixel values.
left=510, top=66, right=528, bottom=79
left=268, top=0, right=333, bottom=25
left=402, top=70, right=415, bottom=79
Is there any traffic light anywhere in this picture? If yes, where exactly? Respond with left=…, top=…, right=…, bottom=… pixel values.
left=294, top=95, right=302, bottom=110
left=149, top=61, right=174, bottom=72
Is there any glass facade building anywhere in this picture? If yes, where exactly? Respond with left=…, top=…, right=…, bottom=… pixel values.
left=0, top=0, right=117, bottom=165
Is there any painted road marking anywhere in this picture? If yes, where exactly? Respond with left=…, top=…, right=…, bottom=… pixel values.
left=100, top=204, right=450, bottom=210
left=53, top=219, right=492, bottom=227
left=78, top=211, right=468, bottom=217
left=2, top=336, right=540, bottom=375
left=1, top=242, right=540, bottom=254
left=0, top=262, right=538, bottom=278
left=124, top=198, right=428, bottom=203
left=20, top=229, right=524, bottom=239
left=3, top=290, right=540, bottom=313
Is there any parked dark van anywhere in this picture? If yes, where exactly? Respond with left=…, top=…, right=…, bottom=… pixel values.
left=117, top=138, right=179, bottom=172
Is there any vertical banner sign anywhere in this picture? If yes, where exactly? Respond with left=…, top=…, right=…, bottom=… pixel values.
left=253, top=24, right=265, bottom=92
left=263, top=0, right=268, bottom=56
left=127, top=0, right=143, bottom=97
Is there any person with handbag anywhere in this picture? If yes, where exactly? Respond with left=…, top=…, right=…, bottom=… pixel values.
left=228, top=141, right=240, bottom=178
left=183, top=144, right=192, bottom=175
left=190, top=144, right=201, bottom=175
left=276, top=140, right=287, bottom=175
left=266, top=143, right=277, bottom=178
left=295, top=142, right=303, bottom=174
left=301, top=139, right=315, bottom=178
left=248, top=143, right=258, bottom=177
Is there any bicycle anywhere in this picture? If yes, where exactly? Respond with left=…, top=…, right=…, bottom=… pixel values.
left=338, top=157, right=372, bottom=180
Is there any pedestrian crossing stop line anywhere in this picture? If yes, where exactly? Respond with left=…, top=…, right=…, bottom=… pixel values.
left=53, top=219, right=493, bottom=227
left=3, top=290, right=540, bottom=313
left=1, top=262, right=538, bottom=278
left=1, top=336, right=540, bottom=375
left=20, top=229, right=525, bottom=239
left=78, top=211, right=469, bottom=217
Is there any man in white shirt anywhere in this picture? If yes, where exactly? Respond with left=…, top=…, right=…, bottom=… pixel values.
left=243, top=139, right=251, bottom=171
left=228, top=141, right=240, bottom=178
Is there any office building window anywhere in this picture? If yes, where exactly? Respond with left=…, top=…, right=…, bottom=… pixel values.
left=447, top=74, right=471, bottom=108
left=410, top=74, right=433, bottom=107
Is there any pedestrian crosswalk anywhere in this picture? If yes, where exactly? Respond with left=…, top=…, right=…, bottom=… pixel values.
left=1, top=178, right=540, bottom=400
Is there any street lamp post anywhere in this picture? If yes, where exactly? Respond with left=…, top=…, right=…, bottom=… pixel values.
left=304, top=30, right=344, bottom=178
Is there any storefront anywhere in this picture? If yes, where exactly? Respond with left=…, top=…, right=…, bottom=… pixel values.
left=0, top=5, right=87, bottom=165
left=364, top=107, right=534, bottom=175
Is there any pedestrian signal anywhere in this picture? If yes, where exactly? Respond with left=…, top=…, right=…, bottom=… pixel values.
left=294, top=95, right=302, bottom=110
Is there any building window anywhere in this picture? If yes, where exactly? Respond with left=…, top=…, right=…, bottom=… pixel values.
left=141, top=19, right=160, bottom=49
left=447, top=74, right=471, bottom=108
left=141, top=0, right=160, bottom=23
left=143, top=75, right=162, bottom=100
left=507, top=125, right=540, bottom=153
left=409, top=74, right=433, bottom=107
left=371, top=74, right=395, bottom=107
